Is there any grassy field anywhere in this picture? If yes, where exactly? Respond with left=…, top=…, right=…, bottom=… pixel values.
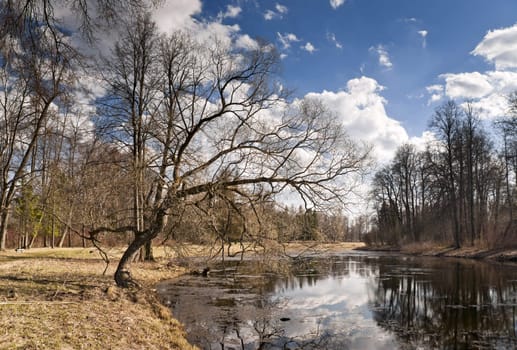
left=0, top=247, right=196, bottom=350
left=0, top=242, right=364, bottom=349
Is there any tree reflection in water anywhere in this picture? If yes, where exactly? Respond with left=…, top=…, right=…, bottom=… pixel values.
left=371, top=257, right=517, bottom=349
left=157, top=254, right=517, bottom=349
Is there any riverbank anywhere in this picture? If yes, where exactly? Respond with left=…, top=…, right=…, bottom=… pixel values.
left=0, top=247, right=196, bottom=350
left=0, top=242, right=364, bottom=349
left=359, top=243, right=517, bottom=262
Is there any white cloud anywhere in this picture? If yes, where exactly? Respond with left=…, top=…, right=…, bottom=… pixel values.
left=327, top=32, right=343, bottom=49
left=427, top=23, right=517, bottom=118
left=330, top=0, right=346, bottom=10
left=428, top=70, right=517, bottom=118
left=275, top=3, right=288, bottom=14
left=441, top=72, right=493, bottom=99
left=418, top=30, right=428, bottom=48
left=151, top=0, right=202, bottom=34
left=301, top=42, right=317, bottom=53
left=472, top=23, right=517, bottom=70
left=277, top=32, right=300, bottom=49
left=370, top=45, right=393, bottom=69
left=463, top=94, right=508, bottom=119
left=220, top=5, right=241, bottom=19
left=426, top=84, right=444, bottom=105
left=264, top=10, right=276, bottom=20
left=426, top=84, right=443, bottom=94
left=280, top=53, right=288, bottom=60
left=304, top=76, right=409, bottom=162
left=235, top=34, right=259, bottom=50
left=409, top=131, right=437, bottom=152
left=264, top=3, right=288, bottom=20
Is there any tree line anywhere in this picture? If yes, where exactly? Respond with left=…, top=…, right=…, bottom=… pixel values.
left=0, top=1, right=370, bottom=287
left=369, top=100, right=516, bottom=248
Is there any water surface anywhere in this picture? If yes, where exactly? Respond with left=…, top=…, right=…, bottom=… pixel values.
left=157, top=253, right=517, bottom=349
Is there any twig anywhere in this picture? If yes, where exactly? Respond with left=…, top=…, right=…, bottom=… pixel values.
left=0, top=301, right=78, bottom=305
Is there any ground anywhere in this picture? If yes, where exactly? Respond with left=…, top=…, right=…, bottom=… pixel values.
left=362, top=242, right=517, bottom=261
left=0, top=247, right=196, bottom=350
left=0, top=242, right=364, bottom=350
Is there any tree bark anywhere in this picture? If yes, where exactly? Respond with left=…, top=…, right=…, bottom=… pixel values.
left=115, top=210, right=165, bottom=287
left=0, top=209, right=10, bottom=250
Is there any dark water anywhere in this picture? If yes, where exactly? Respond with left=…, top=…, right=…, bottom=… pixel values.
left=157, top=253, right=517, bottom=349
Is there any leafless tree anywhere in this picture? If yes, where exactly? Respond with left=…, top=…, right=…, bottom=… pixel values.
left=94, top=26, right=371, bottom=287
left=0, top=3, right=76, bottom=249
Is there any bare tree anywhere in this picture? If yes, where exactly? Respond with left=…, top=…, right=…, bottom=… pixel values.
left=93, top=27, right=371, bottom=287
left=0, top=5, right=76, bottom=249
left=429, top=101, right=463, bottom=248
left=99, top=12, right=161, bottom=260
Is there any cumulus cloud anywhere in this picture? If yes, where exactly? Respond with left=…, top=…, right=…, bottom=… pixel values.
left=330, top=0, right=346, bottom=10
left=235, top=34, right=259, bottom=50
left=426, top=84, right=444, bottom=104
left=219, top=5, right=242, bottom=19
left=409, top=131, right=437, bottom=152
left=277, top=32, right=300, bottom=49
left=429, top=70, right=517, bottom=118
left=264, top=3, right=288, bottom=20
left=418, top=30, right=428, bottom=48
left=301, top=42, right=317, bottom=53
left=304, top=76, right=409, bottom=162
left=472, top=23, right=517, bottom=70
left=441, top=72, right=494, bottom=99
left=370, top=45, right=393, bottom=69
left=426, top=23, right=517, bottom=119
left=151, top=0, right=202, bottom=34
left=327, top=32, right=343, bottom=49
left=264, top=10, right=276, bottom=20
left=275, top=3, right=288, bottom=14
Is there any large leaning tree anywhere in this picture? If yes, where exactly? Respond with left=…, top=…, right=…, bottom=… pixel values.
left=0, top=1, right=371, bottom=287
left=92, top=14, right=371, bottom=287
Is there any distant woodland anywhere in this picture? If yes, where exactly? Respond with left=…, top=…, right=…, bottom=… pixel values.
left=368, top=100, right=516, bottom=249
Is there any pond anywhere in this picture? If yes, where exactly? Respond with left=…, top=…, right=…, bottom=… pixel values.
left=157, top=252, right=517, bottom=349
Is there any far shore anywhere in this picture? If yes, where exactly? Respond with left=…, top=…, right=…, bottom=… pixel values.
left=357, top=243, right=517, bottom=262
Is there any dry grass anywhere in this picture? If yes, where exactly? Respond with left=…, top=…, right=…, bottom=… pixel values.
left=0, top=248, right=196, bottom=350
left=0, top=242, right=365, bottom=349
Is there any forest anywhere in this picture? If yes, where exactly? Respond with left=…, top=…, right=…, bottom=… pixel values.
left=369, top=100, right=516, bottom=249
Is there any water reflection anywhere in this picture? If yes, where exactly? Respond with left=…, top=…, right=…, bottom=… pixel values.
left=157, top=254, right=517, bottom=349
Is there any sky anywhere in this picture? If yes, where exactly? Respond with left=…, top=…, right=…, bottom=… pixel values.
left=147, top=0, right=517, bottom=164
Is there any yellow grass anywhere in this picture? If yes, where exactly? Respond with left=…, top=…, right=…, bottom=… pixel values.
left=0, top=248, right=196, bottom=350
left=0, top=242, right=364, bottom=349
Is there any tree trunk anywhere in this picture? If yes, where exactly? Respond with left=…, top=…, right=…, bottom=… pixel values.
left=58, top=209, right=73, bottom=247
left=58, top=228, right=68, bottom=248
left=115, top=210, right=165, bottom=287
left=144, top=240, right=154, bottom=261
left=115, top=233, right=152, bottom=287
left=0, top=209, right=9, bottom=250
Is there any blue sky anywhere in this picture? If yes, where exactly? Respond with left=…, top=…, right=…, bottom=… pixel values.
left=142, top=0, right=517, bottom=164
left=192, top=0, right=517, bottom=136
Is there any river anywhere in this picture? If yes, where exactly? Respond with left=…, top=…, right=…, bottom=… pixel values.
left=157, top=252, right=517, bottom=349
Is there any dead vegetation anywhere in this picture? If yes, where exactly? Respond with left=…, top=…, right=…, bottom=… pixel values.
left=0, top=248, right=196, bottom=350
left=0, top=243, right=365, bottom=349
